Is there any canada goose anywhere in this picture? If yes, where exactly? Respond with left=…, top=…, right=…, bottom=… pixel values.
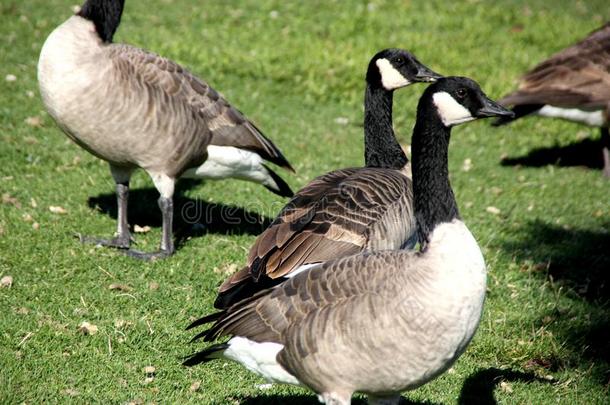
left=37, top=0, right=294, bottom=260
left=184, top=77, right=514, bottom=405
left=214, top=48, right=441, bottom=308
left=493, top=23, right=610, bottom=177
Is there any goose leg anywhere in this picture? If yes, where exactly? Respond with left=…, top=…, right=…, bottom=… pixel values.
left=124, top=173, right=176, bottom=260
left=79, top=166, right=133, bottom=249
left=601, top=127, right=610, bottom=178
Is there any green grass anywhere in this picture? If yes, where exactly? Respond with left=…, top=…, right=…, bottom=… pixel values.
left=1, top=0, right=609, bottom=403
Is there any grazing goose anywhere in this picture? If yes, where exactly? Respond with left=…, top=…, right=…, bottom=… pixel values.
left=493, top=23, right=610, bottom=177
left=37, top=0, right=294, bottom=260
left=214, top=49, right=441, bottom=308
left=184, top=77, right=513, bottom=404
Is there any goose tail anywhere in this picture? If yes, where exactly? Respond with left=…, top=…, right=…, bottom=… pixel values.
left=492, top=103, right=543, bottom=126
left=262, top=164, right=294, bottom=197
left=183, top=343, right=229, bottom=366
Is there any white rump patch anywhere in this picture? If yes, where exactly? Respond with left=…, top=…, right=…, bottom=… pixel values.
left=224, top=337, right=301, bottom=386
left=376, top=58, right=410, bottom=90
left=285, top=262, right=322, bottom=278
left=432, top=92, right=474, bottom=127
left=182, top=145, right=279, bottom=189
left=537, top=105, right=605, bottom=126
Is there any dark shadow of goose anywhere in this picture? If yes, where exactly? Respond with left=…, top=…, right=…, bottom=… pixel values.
left=237, top=394, right=439, bottom=405
left=498, top=220, right=610, bottom=373
left=458, top=367, right=548, bottom=405
left=499, top=219, right=610, bottom=302
left=87, top=179, right=273, bottom=249
left=500, top=137, right=606, bottom=172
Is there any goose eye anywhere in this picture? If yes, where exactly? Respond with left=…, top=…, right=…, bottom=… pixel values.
left=395, top=57, right=404, bottom=65
left=456, top=88, right=467, bottom=99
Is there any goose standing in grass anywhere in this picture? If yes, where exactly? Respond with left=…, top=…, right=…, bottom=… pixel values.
left=214, top=48, right=441, bottom=308
left=494, top=23, right=610, bottom=177
left=184, top=77, right=514, bottom=404
left=37, top=0, right=294, bottom=260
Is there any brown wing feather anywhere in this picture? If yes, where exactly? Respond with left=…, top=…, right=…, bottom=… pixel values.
left=500, top=23, right=610, bottom=109
left=197, top=250, right=447, bottom=394
left=218, top=168, right=359, bottom=292
left=109, top=45, right=293, bottom=171
left=217, top=167, right=413, bottom=302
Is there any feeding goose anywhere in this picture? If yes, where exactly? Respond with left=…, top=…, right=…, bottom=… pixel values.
left=184, top=77, right=513, bottom=405
left=37, top=0, right=294, bottom=260
left=214, top=48, right=441, bottom=308
left=493, top=22, right=610, bottom=177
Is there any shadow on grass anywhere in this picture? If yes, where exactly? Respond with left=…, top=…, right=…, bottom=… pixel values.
left=500, top=219, right=610, bottom=302
left=500, top=137, right=606, bottom=172
left=499, top=219, right=610, bottom=377
left=87, top=179, right=274, bottom=249
left=458, top=367, right=547, bottom=405
left=237, top=393, right=438, bottom=405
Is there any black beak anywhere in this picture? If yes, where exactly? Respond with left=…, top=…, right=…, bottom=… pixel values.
left=476, top=96, right=514, bottom=119
left=414, top=64, right=443, bottom=83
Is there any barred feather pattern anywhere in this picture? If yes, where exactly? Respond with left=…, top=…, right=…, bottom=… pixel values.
left=218, top=166, right=415, bottom=301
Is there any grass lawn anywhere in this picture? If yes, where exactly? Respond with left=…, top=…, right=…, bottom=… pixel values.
left=1, top=0, right=608, bottom=403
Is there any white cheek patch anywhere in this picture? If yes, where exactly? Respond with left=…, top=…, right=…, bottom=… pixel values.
left=432, top=91, right=475, bottom=127
left=376, top=58, right=410, bottom=90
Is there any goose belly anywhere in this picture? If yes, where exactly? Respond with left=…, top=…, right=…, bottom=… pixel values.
left=40, top=84, right=139, bottom=165
left=42, top=86, right=162, bottom=167
left=38, top=17, right=207, bottom=173
left=537, top=105, right=605, bottom=126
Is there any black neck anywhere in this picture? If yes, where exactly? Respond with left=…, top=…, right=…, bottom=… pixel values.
left=411, top=99, right=460, bottom=249
left=363, top=84, right=408, bottom=169
left=77, top=0, right=125, bottom=43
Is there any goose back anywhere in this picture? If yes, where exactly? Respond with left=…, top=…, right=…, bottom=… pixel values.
left=216, top=166, right=414, bottom=306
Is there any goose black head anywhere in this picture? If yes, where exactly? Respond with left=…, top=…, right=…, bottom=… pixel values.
left=77, top=0, right=125, bottom=43
left=426, top=76, right=514, bottom=127
left=366, top=48, right=443, bottom=91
